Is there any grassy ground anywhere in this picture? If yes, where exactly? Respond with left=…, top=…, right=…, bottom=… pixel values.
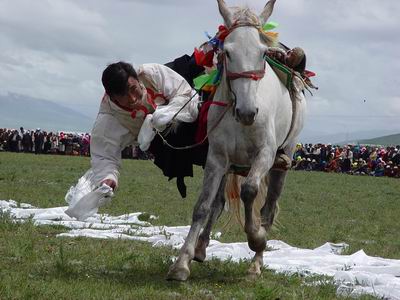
left=1, top=152, right=398, bottom=299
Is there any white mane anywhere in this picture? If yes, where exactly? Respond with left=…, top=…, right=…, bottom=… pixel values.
left=228, top=6, right=278, bottom=47
left=231, top=6, right=260, bottom=25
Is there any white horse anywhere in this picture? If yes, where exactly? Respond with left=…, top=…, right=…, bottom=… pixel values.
left=167, top=0, right=306, bottom=281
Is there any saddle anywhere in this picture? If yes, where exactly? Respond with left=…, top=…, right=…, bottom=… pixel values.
left=264, top=55, right=317, bottom=94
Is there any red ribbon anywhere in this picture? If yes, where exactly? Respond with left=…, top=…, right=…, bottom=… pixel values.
left=194, top=47, right=215, bottom=67
left=217, top=25, right=229, bottom=41
left=195, top=101, right=228, bottom=143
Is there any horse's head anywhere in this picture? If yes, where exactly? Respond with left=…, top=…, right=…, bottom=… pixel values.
left=217, top=0, right=276, bottom=126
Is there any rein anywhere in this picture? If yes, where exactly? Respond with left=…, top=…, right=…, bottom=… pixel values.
left=156, top=101, right=232, bottom=150
left=155, top=80, right=231, bottom=150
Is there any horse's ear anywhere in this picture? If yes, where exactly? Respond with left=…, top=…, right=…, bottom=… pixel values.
left=217, top=0, right=233, bottom=28
left=259, top=0, right=276, bottom=24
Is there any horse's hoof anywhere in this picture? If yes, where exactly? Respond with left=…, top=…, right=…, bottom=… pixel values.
left=246, top=272, right=261, bottom=281
left=166, top=263, right=190, bottom=281
left=247, top=263, right=262, bottom=277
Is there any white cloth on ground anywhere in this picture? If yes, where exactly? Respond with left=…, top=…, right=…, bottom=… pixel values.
left=2, top=199, right=400, bottom=300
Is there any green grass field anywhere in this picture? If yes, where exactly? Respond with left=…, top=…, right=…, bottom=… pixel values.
left=1, top=152, right=398, bottom=299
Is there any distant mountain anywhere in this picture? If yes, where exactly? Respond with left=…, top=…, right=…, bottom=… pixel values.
left=0, top=93, right=95, bottom=132
left=355, top=133, right=400, bottom=146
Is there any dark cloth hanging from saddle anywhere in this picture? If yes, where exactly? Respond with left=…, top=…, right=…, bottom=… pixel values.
left=164, top=54, right=205, bottom=88
left=148, top=122, right=208, bottom=198
left=147, top=53, right=207, bottom=198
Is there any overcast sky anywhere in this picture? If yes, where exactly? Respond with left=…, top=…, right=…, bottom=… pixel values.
left=0, top=0, right=399, bottom=140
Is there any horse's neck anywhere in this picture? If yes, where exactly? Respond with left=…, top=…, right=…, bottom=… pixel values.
left=264, top=62, right=281, bottom=89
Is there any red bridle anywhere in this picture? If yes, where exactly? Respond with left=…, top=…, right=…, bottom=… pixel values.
left=225, top=61, right=266, bottom=81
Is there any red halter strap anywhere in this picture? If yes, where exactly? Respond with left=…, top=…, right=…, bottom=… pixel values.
left=226, top=62, right=266, bottom=81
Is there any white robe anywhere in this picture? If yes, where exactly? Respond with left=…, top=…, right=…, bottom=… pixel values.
left=90, top=63, right=199, bottom=187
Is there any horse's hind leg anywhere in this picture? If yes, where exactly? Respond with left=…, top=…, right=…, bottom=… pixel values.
left=194, top=175, right=227, bottom=262
left=167, top=163, right=225, bottom=281
left=261, top=169, right=287, bottom=232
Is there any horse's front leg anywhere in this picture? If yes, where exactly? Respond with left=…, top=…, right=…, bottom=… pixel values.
left=167, top=161, right=226, bottom=281
left=193, top=175, right=227, bottom=262
left=241, top=147, right=275, bottom=276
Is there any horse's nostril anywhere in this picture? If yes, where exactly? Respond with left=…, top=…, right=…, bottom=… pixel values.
left=235, top=108, right=258, bottom=125
left=235, top=108, right=240, bottom=118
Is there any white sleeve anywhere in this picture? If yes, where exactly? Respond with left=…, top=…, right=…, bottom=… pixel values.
left=143, top=64, right=199, bottom=131
left=90, top=113, right=132, bottom=188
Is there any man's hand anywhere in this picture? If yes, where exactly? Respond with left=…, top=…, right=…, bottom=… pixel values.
left=101, top=179, right=116, bottom=190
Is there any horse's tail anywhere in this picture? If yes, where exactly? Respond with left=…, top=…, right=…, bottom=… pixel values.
left=224, top=174, right=279, bottom=229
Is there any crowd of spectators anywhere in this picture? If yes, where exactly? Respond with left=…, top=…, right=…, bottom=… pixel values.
left=1, top=127, right=400, bottom=178
left=292, top=143, right=400, bottom=178
left=0, top=127, right=91, bottom=156
left=0, top=127, right=150, bottom=159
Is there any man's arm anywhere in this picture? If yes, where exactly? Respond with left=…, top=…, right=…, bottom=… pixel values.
left=143, top=63, right=199, bottom=131
left=90, top=113, right=133, bottom=190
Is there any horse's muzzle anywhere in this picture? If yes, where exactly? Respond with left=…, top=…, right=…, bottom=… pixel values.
left=235, top=107, right=258, bottom=126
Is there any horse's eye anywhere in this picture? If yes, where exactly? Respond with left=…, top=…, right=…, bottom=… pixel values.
left=225, top=51, right=231, bottom=59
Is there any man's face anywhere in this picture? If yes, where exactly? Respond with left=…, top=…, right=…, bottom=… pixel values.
left=114, top=76, right=146, bottom=110
left=127, top=77, right=145, bottom=106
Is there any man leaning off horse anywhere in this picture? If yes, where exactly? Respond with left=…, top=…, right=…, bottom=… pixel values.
left=79, top=58, right=296, bottom=201
left=91, top=61, right=200, bottom=191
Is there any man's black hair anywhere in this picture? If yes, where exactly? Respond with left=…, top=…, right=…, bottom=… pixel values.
left=101, top=61, right=138, bottom=97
